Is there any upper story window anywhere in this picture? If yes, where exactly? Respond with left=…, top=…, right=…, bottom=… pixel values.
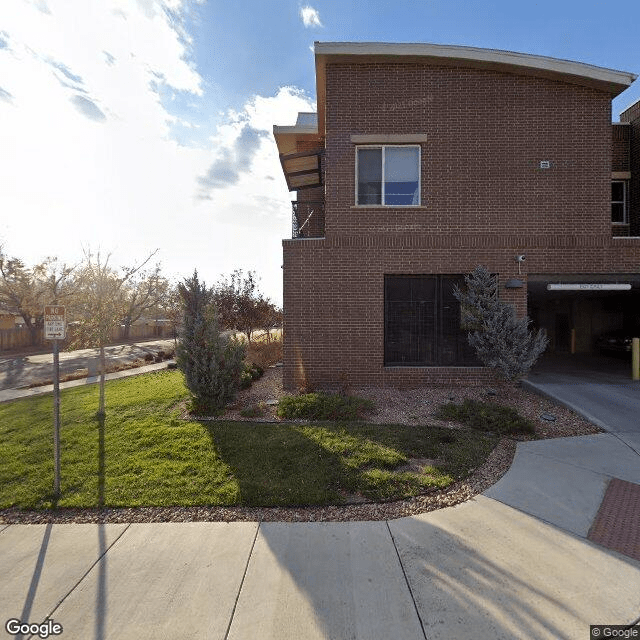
left=356, top=146, right=420, bottom=206
left=611, top=180, right=628, bottom=224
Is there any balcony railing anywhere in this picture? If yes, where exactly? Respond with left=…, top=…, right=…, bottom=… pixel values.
left=292, top=201, right=324, bottom=238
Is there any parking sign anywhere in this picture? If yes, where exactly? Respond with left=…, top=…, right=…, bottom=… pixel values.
left=44, top=306, right=66, bottom=340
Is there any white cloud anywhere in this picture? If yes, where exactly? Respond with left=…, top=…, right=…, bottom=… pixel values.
left=197, top=87, right=314, bottom=200
left=0, top=0, right=313, bottom=306
left=300, top=5, right=323, bottom=28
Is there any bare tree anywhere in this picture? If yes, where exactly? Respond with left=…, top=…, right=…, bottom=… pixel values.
left=213, top=269, right=261, bottom=344
left=255, top=298, right=282, bottom=343
left=120, top=264, right=170, bottom=340
left=71, top=249, right=157, bottom=417
left=160, top=283, right=184, bottom=347
left=0, top=250, right=77, bottom=345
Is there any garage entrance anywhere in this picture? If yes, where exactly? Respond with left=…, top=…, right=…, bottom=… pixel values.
left=528, top=274, right=640, bottom=358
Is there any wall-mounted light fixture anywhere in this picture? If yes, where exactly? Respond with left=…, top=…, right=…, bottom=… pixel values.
left=505, top=278, right=524, bottom=289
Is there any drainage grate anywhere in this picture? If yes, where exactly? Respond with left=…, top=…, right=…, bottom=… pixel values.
left=588, top=478, right=640, bottom=562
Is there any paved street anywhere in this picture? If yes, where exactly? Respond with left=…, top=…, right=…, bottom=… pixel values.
left=0, top=340, right=175, bottom=391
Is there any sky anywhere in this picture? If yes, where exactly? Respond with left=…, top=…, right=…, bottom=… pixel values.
left=2, top=0, right=640, bottom=307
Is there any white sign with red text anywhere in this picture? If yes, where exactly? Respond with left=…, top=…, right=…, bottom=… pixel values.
left=44, top=306, right=66, bottom=340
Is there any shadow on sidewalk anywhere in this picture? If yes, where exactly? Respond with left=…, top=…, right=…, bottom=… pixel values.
left=15, top=524, right=52, bottom=640
left=238, top=504, right=640, bottom=639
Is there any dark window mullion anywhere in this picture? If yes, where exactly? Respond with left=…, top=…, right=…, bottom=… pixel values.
left=434, top=277, right=440, bottom=365
left=384, top=274, right=481, bottom=367
left=381, top=147, right=385, bottom=205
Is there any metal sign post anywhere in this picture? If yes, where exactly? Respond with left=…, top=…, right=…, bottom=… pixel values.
left=45, top=306, right=66, bottom=497
left=52, top=338, right=61, bottom=495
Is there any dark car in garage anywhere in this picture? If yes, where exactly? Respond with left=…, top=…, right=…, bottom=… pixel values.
left=595, top=331, right=635, bottom=356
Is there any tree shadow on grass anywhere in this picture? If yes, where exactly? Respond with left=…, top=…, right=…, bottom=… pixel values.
left=201, top=420, right=491, bottom=507
left=96, top=412, right=106, bottom=509
left=202, top=421, right=347, bottom=506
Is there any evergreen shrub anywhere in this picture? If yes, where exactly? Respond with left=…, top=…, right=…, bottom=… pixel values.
left=436, top=400, right=535, bottom=435
left=277, top=393, right=374, bottom=421
left=176, top=271, right=245, bottom=414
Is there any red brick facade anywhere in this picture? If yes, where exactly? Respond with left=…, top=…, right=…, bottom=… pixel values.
left=612, top=124, right=630, bottom=172
left=621, top=100, right=640, bottom=235
left=279, top=50, right=640, bottom=390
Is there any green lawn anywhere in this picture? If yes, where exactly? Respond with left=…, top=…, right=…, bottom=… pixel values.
left=0, top=371, right=498, bottom=509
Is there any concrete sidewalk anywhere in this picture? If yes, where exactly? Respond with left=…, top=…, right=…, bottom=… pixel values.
left=0, top=339, right=176, bottom=393
left=1, top=360, right=639, bottom=639
left=1, top=434, right=639, bottom=640
left=0, top=360, right=174, bottom=403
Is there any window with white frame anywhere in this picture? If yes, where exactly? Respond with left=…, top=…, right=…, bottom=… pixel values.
left=611, top=180, right=628, bottom=224
left=356, top=146, right=420, bottom=206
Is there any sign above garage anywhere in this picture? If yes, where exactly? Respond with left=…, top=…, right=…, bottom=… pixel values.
left=546, top=283, right=632, bottom=291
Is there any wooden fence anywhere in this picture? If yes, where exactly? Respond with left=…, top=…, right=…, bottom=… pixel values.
left=0, top=322, right=175, bottom=352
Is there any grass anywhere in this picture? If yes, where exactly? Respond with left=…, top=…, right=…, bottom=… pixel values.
left=0, top=370, right=498, bottom=510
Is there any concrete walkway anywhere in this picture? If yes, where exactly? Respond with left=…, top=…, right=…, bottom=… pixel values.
left=1, top=361, right=639, bottom=639
left=524, top=354, right=640, bottom=454
left=0, top=339, right=175, bottom=392
left=0, top=360, right=173, bottom=403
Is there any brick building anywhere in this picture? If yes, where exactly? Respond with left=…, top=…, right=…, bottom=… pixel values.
left=273, top=42, right=640, bottom=390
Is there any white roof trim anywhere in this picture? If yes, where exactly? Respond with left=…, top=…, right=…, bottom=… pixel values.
left=273, top=124, right=318, bottom=135
left=314, top=42, right=637, bottom=88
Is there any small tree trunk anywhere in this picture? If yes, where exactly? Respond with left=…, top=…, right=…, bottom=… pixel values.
left=98, top=344, right=106, bottom=417
left=25, top=320, right=39, bottom=346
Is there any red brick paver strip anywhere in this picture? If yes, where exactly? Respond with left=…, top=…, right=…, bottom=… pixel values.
left=588, top=478, right=640, bottom=562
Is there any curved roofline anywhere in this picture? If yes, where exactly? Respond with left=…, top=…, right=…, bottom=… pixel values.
left=314, top=42, right=637, bottom=134
left=315, top=42, right=636, bottom=86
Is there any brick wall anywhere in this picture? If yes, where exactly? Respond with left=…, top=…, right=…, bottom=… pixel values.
left=620, top=98, right=640, bottom=236
left=612, top=124, right=630, bottom=172
left=324, top=63, right=612, bottom=238
left=283, top=62, right=639, bottom=390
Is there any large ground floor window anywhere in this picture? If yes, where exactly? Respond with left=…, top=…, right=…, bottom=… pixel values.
left=384, top=275, right=481, bottom=366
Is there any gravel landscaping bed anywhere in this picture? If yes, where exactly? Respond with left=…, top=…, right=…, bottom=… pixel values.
left=0, top=366, right=601, bottom=525
left=215, top=366, right=601, bottom=441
